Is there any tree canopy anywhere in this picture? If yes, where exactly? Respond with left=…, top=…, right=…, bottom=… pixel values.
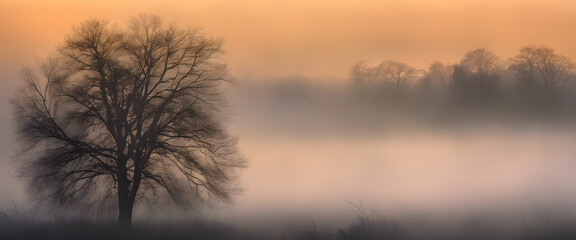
left=13, top=14, right=246, bottom=227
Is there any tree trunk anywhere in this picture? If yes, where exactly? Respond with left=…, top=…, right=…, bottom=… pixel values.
left=117, top=164, right=134, bottom=229
left=118, top=193, right=134, bottom=229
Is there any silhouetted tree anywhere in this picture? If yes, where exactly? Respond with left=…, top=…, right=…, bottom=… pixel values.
left=376, top=60, right=419, bottom=90
left=12, top=14, right=246, bottom=228
left=349, top=60, right=419, bottom=91
left=350, top=61, right=370, bottom=87
left=453, top=48, right=504, bottom=96
left=419, top=61, right=454, bottom=90
left=509, top=46, right=576, bottom=93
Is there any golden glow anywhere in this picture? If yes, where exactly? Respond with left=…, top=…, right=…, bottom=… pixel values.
left=1, top=0, right=575, bottom=81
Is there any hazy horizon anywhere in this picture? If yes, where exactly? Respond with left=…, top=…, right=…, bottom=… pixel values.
left=2, top=1, right=576, bottom=236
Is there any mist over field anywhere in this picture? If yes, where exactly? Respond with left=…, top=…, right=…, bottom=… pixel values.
left=1, top=0, right=576, bottom=239
left=222, top=78, right=576, bottom=218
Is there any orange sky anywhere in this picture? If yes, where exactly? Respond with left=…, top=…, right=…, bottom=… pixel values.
left=1, top=0, right=575, bottom=83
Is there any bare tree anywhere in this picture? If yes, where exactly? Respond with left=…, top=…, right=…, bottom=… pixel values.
left=455, top=48, right=504, bottom=92
left=419, top=61, right=454, bottom=89
left=12, top=15, right=246, bottom=227
left=376, top=60, right=419, bottom=90
left=349, top=61, right=379, bottom=88
left=509, top=45, right=576, bottom=91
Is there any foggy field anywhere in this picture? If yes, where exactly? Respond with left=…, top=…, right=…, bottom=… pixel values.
left=3, top=206, right=576, bottom=240
left=2, top=0, right=576, bottom=239
left=5, top=84, right=576, bottom=239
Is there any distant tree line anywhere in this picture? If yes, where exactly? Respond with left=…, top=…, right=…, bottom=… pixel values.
left=350, top=46, right=576, bottom=108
